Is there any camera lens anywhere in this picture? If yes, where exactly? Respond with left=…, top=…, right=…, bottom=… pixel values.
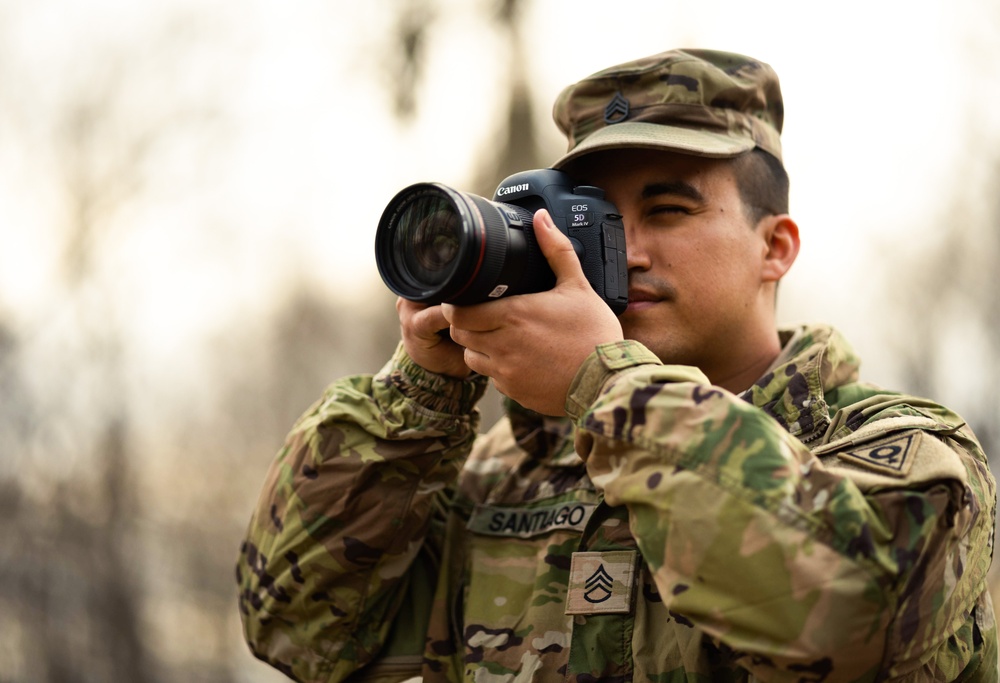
left=375, top=183, right=542, bottom=305
left=397, top=193, right=461, bottom=288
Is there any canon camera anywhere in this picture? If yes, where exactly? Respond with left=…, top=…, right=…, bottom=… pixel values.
left=374, top=169, right=628, bottom=314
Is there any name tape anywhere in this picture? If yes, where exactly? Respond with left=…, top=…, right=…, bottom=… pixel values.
left=467, top=502, right=597, bottom=539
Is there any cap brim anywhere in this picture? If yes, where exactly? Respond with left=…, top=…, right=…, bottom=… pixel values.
left=552, top=121, right=755, bottom=170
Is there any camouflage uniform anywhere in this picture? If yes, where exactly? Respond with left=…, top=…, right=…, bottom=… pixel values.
left=236, top=325, right=997, bottom=682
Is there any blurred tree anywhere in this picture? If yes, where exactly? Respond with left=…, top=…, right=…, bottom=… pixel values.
left=469, top=0, right=543, bottom=195
left=887, top=152, right=1000, bottom=463
left=384, top=0, right=437, bottom=121
left=0, top=4, right=231, bottom=681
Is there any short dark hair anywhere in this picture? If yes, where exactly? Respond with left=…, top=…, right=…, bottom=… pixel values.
left=730, top=148, right=789, bottom=225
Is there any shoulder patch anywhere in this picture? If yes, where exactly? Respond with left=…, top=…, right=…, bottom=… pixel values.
left=837, top=432, right=919, bottom=477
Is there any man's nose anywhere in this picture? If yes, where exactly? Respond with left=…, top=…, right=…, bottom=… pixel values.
left=623, top=220, right=650, bottom=271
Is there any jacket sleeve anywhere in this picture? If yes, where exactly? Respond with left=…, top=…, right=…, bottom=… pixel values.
left=236, top=342, right=489, bottom=683
left=566, top=340, right=997, bottom=682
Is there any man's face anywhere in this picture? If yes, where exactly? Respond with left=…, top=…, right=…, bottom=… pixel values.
left=571, top=148, right=775, bottom=380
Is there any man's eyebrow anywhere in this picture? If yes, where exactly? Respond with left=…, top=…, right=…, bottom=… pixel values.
left=640, top=181, right=704, bottom=203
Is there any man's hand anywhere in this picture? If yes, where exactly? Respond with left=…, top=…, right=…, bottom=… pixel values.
left=443, top=209, right=624, bottom=415
left=397, top=298, right=472, bottom=379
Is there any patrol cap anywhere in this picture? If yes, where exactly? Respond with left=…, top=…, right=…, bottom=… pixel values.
left=551, top=49, right=784, bottom=169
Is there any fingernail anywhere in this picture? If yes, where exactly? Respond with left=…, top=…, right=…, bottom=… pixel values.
left=538, top=209, right=553, bottom=229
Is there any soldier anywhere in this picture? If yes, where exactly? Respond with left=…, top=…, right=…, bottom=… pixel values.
left=236, top=49, right=998, bottom=682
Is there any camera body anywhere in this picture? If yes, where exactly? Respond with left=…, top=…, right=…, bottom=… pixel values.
left=490, top=169, right=628, bottom=313
left=375, top=168, right=629, bottom=314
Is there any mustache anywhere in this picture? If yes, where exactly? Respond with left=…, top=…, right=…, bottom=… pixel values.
left=626, top=273, right=677, bottom=302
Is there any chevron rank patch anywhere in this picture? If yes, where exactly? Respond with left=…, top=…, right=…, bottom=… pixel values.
left=837, top=432, right=919, bottom=477
left=565, top=550, right=638, bottom=615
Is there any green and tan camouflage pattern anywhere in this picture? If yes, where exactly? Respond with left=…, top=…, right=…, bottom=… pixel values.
left=552, top=49, right=785, bottom=168
left=237, top=325, right=998, bottom=682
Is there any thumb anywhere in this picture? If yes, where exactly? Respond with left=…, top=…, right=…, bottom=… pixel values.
left=533, top=209, right=586, bottom=284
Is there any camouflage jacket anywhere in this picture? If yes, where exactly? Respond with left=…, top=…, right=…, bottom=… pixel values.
left=237, top=325, right=998, bottom=682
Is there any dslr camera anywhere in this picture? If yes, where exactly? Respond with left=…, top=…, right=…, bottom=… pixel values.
left=374, top=169, right=628, bottom=314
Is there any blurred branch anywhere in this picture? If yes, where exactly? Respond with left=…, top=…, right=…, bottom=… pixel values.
left=385, top=0, right=436, bottom=120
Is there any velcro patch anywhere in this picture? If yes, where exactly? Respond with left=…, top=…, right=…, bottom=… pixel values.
left=565, top=550, right=638, bottom=615
left=837, top=432, right=919, bottom=477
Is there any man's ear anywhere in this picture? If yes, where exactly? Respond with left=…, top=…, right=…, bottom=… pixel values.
left=760, top=214, right=800, bottom=283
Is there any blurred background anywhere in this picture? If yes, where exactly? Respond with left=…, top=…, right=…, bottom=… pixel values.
left=1, top=0, right=998, bottom=680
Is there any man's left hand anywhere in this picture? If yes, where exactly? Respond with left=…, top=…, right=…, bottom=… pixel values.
left=442, top=208, right=624, bottom=416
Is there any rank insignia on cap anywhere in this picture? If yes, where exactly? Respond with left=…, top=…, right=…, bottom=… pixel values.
left=837, top=432, right=919, bottom=477
left=565, top=550, right=638, bottom=615
left=603, top=92, right=630, bottom=124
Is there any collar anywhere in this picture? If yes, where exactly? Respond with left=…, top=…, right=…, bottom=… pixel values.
left=740, top=324, right=861, bottom=443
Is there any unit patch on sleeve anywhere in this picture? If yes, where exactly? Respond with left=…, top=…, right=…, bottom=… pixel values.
left=565, top=550, right=638, bottom=615
left=837, top=432, right=919, bottom=477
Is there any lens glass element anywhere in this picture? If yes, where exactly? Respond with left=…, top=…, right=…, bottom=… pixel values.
left=395, top=193, right=461, bottom=288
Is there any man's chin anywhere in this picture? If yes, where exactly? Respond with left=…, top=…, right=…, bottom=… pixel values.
left=620, top=311, right=665, bottom=340
left=619, top=321, right=685, bottom=365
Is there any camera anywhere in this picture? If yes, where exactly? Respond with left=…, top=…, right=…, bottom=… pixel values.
left=374, top=169, right=628, bottom=314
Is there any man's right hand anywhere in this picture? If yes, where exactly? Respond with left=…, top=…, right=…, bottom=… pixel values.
left=397, top=298, right=473, bottom=379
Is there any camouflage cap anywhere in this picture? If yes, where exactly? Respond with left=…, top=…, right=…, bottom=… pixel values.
left=551, top=49, right=784, bottom=169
